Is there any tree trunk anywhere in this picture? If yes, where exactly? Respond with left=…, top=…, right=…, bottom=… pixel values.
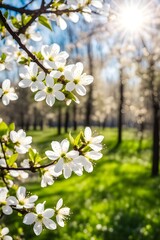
left=151, top=102, right=160, bottom=176
left=150, top=58, right=160, bottom=176
left=73, top=103, right=77, bottom=131
left=57, top=106, right=62, bottom=135
left=64, top=107, right=69, bottom=133
left=33, top=107, right=37, bottom=131
left=85, top=41, right=93, bottom=126
left=117, top=68, right=124, bottom=145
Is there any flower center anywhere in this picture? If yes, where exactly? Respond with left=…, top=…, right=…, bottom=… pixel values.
left=37, top=214, right=43, bottom=220
left=46, top=87, right=53, bottom=93
left=31, top=76, right=37, bottom=82
left=74, top=79, right=79, bottom=84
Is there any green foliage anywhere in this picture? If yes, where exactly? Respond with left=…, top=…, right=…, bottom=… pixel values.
left=5, top=128, right=159, bottom=240
left=0, top=121, right=8, bottom=137
left=38, top=15, right=52, bottom=31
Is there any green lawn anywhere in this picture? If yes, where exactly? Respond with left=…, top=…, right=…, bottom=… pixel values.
left=4, top=128, right=160, bottom=240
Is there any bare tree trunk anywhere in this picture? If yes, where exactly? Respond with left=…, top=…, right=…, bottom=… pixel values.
left=117, top=68, right=124, bottom=145
left=57, top=106, right=62, bottom=135
left=73, top=103, right=77, bottom=131
left=64, top=107, right=69, bottom=133
left=85, top=41, right=93, bottom=126
left=33, top=107, right=37, bottom=131
left=150, top=58, right=160, bottom=176
left=151, top=101, right=160, bottom=176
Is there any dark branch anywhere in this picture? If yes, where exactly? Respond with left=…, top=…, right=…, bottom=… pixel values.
left=0, top=11, right=49, bottom=73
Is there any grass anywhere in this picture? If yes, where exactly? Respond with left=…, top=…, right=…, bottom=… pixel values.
left=4, top=127, right=160, bottom=240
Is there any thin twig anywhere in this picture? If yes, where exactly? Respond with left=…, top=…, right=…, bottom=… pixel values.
left=0, top=11, right=49, bottom=73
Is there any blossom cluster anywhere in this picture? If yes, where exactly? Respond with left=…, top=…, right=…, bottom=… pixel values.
left=0, top=186, right=70, bottom=236
left=0, top=119, right=103, bottom=235
left=0, top=42, right=93, bottom=106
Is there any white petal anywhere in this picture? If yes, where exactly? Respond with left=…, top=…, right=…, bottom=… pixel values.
left=56, top=198, right=63, bottom=210
left=63, top=164, right=72, bottom=179
left=34, top=91, right=46, bottom=101
left=75, top=84, right=86, bottom=96
left=43, top=209, right=55, bottom=218
left=86, top=151, right=102, bottom=160
left=28, top=195, right=38, bottom=203
left=43, top=218, right=57, bottom=230
left=2, top=95, right=10, bottom=105
left=66, top=150, right=79, bottom=158
left=66, top=82, right=75, bottom=92
left=2, top=79, right=10, bottom=91
left=1, top=227, right=9, bottom=236
left=36, top=202, right=44, bottom=214
left=74, top=62, right=83, bottom=78
left=84, top=127, right=92, bottom=141
left=57, top=16, right=67, bottom=30
left=30, top=62, right=38, bottom=76
left=33, top=222, right=42, bottom=236
left=59, top=207, right=70, bottom=216
left=51, top=141, right=62, bottom=154
left=56, top=215, right=64, bottom=227
left=61, top=139, right=69, bottom=153
left=46, top=75, right=54, bottom=87
left=23, top=213, right=36, bottom=225
left=17, top=186, right=26, bottom=201
left=46, top=94, right=55, bottom=106
left=2, top=205, right=13, bottom=215
left=45, top=150, right=60, bottom=160
left=81, top=75, right=93, bottom=85
left=54, top=158, right=64, bottom=173
left=18, top=79, right=32, bottom=88
left=89, top=143, right=102, bottom=151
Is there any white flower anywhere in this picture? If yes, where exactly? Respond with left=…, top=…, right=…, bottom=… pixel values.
left=75, top=150, right=102, bottom=173
left=19, top=62, right=45, bottom=92
left=45, top=139, right=82, bottom=179
left=0, top=227, right=12, bottom=240
left=23, top=202, right=56, bottom=236
left=41, top=44, right=68, bottom=69
left=41, top=166, right=61, bottom=188
left=19, top=22, right=42, bottom=44
left=0, top=158, right=7, bottom=167
left=0, top=79, right=18, bottom=105
left=0, top=55, right=12, bottom=71
left=0, top=187, right=17, bottom=215
left=64, top=62, right=93, bottom=96
left=20, top=159, right=30, bottom=168
left=84, top=127, right=104, bottom=151
left=55, top=198, right=70, bottom=227
left=10, top=129, right=32, bottom=154
left=34, top=75, right=65, bottom=107
left=9, top=168, right=29, bottom=179
left=16, top=186, right=38, bottom=209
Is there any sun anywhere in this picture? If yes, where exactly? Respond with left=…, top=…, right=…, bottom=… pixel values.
left=110, top=0, right=156, bottom=44
left=119, top=5, right=145, bottom=33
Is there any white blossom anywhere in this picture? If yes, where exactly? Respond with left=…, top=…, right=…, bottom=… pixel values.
left=84, top=127, right=104, bottom=151
left=0, top=227, right=12, bottom=240
left=0, top=187, right=17, bottom=215
left=34, top=75, right=65, bottom=107
left=16, top=186, right=38, bottom=209
left=19, top=22, right=42, bottom=44
left=19, top=62, right=45, bottom=92
left=64, top=62, right=93, bottom=96
left=41, top=166, right=61, bottom=188
left=10, top=129, right=32, bottom=154
left=45, top=139, right=82, bottom=179
left=0, top=55, right=12, bottom=71
left=41, top=44, right=68, bottom=69
left=0, top=79, right=18, bottom=105
left=23, top=202, right=56, bottom=236
left=55, top=198, right=70, bottom=227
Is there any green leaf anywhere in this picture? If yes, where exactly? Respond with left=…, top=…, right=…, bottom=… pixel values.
left=38, top=16, right=52, bottom=31
left=8, top=123, right=15, bottom=131
left=4, top=11, right=8, bottom=19
left=0, top=121, right=8, bottom=137
left=74, top=131, right=83, bottom=146
left=69, top=132, right=74, bottom=145
left=8, top=153, right=18, bottom=166
left=28, top=148, right=35, bottom=162
left=1, top=53, right=6, bottom=61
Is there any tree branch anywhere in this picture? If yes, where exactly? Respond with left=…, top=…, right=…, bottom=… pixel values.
left=0, top=11, right=49, bottom=73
